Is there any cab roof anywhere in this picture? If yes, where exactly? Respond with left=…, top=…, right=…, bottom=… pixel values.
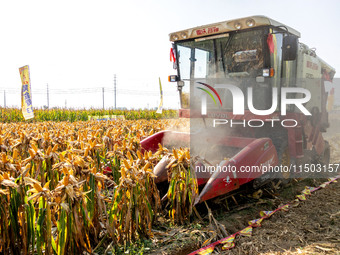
left=169, top=15, right=300, bottom=42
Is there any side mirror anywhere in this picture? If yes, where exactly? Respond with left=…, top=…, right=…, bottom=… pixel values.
left=168, top=75, right=179, bottom=82
left=282, top=35, right=298, bottom=61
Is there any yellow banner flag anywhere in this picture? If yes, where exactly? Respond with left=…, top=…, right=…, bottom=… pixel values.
left=259, top=210, right=274, bottom=218
left=291, top=198, right=300, bottom=207
left=221, top=235, right=236, bottom=250
left=280, top=204, right=290, bottom=212
left=19, top=65, right=34, bottom=120
left=328, top=177, right=338, bottom=183
left=301, top=187, right=313, bottom=196
left=197, top=247, right=214, bottom=255
left=320, top=183, right=328, bottom=188
left=239, top=226, right=252, bottom=237
left=248, top=218, right=263, bottom=227
left=156, top=77, right=163, bottom=114
left=296, top=194, right=307, bottom=201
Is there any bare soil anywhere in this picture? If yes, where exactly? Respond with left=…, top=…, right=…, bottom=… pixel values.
left=148, top=178, right=340, bottom=255
left=226, top=179, right=340, bottom=255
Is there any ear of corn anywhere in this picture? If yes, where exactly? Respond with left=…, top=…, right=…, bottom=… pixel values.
left=0, top=115, right=191, bottom=253
left=166, top=148, right=198, bottom=224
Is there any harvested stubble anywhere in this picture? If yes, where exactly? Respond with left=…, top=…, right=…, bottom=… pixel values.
left=0, top=118, right=193, bottom=254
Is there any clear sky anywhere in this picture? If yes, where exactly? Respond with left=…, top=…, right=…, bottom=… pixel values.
left=1, top=0, right=339, bottom=109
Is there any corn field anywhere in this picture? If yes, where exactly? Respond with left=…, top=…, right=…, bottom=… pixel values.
left=0, top=108, right=178, bottom=122
left=0, top=118, right=196, bottom=254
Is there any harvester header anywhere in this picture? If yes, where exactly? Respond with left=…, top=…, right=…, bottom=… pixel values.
left=169, top=15, right=300, bottom=42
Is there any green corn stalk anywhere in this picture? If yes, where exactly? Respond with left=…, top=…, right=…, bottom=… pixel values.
left=36, top=197, right=46, bottom=255
left=46, top=202, right=53, bottom=255
left=85, top=174, right=95, bottom=221
left=166, top=150, right=197, bottom=224
left=57, top=207, right=67, bottom=255
left=0, top=193, right=10, bottom=253
left=9, top=188, right=23, bottom=254
left=25, top=198, right=36, bottom=255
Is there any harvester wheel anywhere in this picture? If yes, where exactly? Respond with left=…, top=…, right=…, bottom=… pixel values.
left=280, top=147, right=291, bottom=179
left=272, top=139, right=292, bottom=189
left=321, top=140, right=330, bottom=166
left=253, top=128, right=290, bottom=189
left=324, top=140, right=331, bottom=178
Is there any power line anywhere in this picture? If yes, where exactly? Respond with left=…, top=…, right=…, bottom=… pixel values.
left=0, top=81, right=179, bottom=101
left=102, top=87, right=104, bottom=109
left=1, top=87, right=177, bottom=96
left=114, top=74, right=117, bottom=109
left=47, top=83, right=49, bottom=108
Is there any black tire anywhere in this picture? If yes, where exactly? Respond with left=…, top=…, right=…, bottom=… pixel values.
left=252, top=129, right=290, bottom=189
left=321, top=140, right=330, bottom=166
left=319, top=140, right=331, bottom=178
left=269, top=130, right=292, bottom=187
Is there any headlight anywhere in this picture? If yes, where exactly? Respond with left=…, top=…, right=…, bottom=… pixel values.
left=171, top=34, right=179, bottom=41
left=263, top=68, right=275, bottom=77
left=234, top=22, right=242, bottom=29
left=180, top=32, right=188, bottom=39
left=168, top=75, right=179, bottom=82
left=246, top=19, right=255, bottom=27
left=263, top=69, right=270, bottom=77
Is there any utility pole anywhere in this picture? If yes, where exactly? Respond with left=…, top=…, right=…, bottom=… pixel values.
left=114, top=74, right=117, bottom=109
left=102, top=87, right=105, bottom=109
left=4, top=90, right=6, bottom=108
left=47, top=83, right=49, bottom=109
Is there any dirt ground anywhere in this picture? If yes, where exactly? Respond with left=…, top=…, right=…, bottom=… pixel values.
left=148, top=177, right=340, bottom=255
left=225, top=179, right=340, bottom=255
left=148, top=114, right=340, bottom=255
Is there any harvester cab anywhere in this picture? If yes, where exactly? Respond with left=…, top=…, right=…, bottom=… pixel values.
left=141, top=16, right=336, bottom=203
